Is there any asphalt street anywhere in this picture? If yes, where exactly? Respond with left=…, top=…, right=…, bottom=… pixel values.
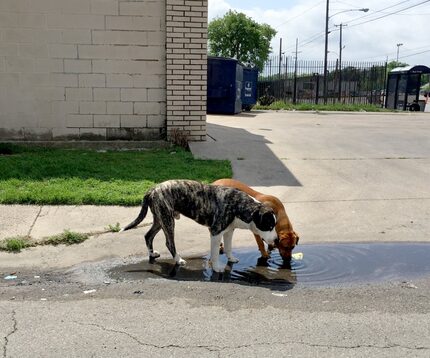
left=1, top=111, right=430, bottom=357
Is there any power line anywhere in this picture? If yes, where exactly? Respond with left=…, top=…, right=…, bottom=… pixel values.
left=357, top=45, right=430, bottom=61
left=348, top=0, right=430, bottom=28
left=274, top=0, right=325, bottom=29
left=346, top=0, right=414, bottom=24
left=292, top=2, right=419, bottom=53
left=399, top=48, right=430, bottom=59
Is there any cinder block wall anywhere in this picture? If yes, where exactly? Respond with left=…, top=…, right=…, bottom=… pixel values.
left=166, top=0, right=207, bottom=142
left=0, top=0, right=207, bottom=142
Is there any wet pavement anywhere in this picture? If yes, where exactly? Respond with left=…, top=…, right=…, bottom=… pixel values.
left=109, top=242, right=430, bottom=290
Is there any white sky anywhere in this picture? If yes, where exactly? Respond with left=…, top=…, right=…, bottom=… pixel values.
left=208, top=0, right=430, bottom=65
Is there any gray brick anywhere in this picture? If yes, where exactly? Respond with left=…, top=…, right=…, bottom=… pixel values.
left=121, top=88, right=148, bottom=102
left=94, top=88, right=120, bottom=101
left=94, top=114, right=120, bottom=127
left=107, top=101, right=133, bottom=114
left=120, top=115, right=147, bottom=128
left=79, top=101, right=106, bottom=114
left=78, top=74, right=106, bottom=87
left=66, top=114, right=93, bottom=128
left=66, top=88, right=93, bottom=101
left=65, top=59, right=92, bottom=73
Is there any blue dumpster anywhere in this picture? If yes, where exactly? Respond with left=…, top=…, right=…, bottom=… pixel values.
left=241, top=67, right=258, bottom=111
left=207, top=57, right=243, bottom=114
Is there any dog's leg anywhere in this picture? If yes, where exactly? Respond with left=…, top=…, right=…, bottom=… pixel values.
left=145, top=219, right=162, bottom=260
left=254, top=234, right=270, bottom=258
left=159, top=211, right=186, bottom=266
left=210, top=234, right=224, bottom=272
left=223, top=230, right=239, bottom=263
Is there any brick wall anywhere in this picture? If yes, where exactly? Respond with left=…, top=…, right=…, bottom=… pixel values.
left=166, top=0, right=207, bottom=142
left=0, top=0, right=168, bottom=141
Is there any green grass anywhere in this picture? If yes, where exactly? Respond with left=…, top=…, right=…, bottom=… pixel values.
left=0, top=236, right=33, bottom=252
left=0, top=145, right=232, bottom=206
left=42, top=230, right=89, bottom=246
left=106, top=223, right=121, bottom=232
left=254, top=101, right=391, bottom=112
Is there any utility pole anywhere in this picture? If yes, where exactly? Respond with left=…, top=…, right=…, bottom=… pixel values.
left=323, top=0, right=330, bottom=104
left=334, top=23, right=347, bottom=101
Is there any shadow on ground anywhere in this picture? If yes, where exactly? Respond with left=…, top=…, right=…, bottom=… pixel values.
left=190, top=123, right=301, bottom=187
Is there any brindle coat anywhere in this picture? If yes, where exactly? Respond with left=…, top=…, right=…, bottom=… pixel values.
left=121, top=179, right=277, bottom=272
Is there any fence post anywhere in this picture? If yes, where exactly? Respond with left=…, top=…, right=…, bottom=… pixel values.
left=314, top=73, right=320, bottom=105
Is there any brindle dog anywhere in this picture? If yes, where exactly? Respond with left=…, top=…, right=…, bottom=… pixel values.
left=121, top=180, right=277, bottom=272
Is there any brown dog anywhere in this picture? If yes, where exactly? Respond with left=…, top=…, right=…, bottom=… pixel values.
left=212, top=178, right=299, bottom=260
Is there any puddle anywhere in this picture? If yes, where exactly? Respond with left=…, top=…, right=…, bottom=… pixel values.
left=109, top=243, right=430, bottom=290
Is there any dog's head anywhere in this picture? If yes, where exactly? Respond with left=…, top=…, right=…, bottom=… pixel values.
left=251, top=206, right=277, bottom=244
left=272, top=230, right=300, bottom=261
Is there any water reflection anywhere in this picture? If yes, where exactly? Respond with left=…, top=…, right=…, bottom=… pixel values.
left=110, top=243, right=430, bottom=289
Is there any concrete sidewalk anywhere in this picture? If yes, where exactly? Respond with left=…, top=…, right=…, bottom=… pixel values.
left=1, top=111, right=430, bottom=270
left=0, top=204, right=262, bottom=270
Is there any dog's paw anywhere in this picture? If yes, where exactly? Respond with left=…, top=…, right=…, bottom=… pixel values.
left=227, top=256, right=239, bottom=263
left=176, top=257, right=187, bottom=266
left=150, top=250, right=160, bottom=258
left=261, top=251, right=271, bottom=259
left=174, top=253, right=186, bottom=266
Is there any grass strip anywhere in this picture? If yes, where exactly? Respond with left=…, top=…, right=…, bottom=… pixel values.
left=0, top=145, right=232, bottom=206
left=41, top=230, right=89, bottom=246
left=254, top=101, right=391, bottom=112
left=0, top=236, right=34, bottom=252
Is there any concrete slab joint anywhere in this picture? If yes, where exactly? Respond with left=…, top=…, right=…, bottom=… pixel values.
left=0, top=0, right=211, bottom=143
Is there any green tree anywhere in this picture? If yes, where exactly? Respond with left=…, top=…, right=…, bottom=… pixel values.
left=208, top=10, right=276, bottom=71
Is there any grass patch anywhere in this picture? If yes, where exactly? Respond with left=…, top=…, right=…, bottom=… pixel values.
left=0, top=231, right=97, bottom=253
left=106, top=223, right=121, bottom=232
left=254, top=101, right=391, bottom=112
left=0, top=145, right=232, bottom=206
left=42, top=230, right=89, bottom=246
left=0, top=236, right=33, bottom=252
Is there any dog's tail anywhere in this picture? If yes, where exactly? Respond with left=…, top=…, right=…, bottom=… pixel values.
left=120, top=193, right=151, bottom=232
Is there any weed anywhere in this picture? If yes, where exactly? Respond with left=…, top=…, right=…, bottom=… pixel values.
left=169, top=129, right=189, bottom=149
left=106, top=223, right=121, bottom=232
left=0, top=237, right=33, bottom=252
left=42, top=230, right=89, bottom=246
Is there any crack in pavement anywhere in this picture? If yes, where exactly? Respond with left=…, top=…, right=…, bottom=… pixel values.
left=289, top=341, right=429, bottom=352
left=74, top=322, right=220, bottom=352
left=74, top=322, right=429, bottom=353
left=3, top=311, right=17, bottom=358
left=27, top=206, right=43, bottom=238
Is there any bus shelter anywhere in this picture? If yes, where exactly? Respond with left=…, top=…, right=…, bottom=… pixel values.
left=385, top=65, right=430, bottom=111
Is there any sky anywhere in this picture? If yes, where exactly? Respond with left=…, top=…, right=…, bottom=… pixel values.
left=208, top=0, right=430, bottom=66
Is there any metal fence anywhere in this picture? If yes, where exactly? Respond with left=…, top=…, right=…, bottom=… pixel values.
left=258, top=56, right=388, bottom=106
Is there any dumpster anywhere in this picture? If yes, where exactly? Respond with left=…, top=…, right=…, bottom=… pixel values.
left=207, top=57, right=243, bottom=114
left=241, top=67, right=258, bottom=111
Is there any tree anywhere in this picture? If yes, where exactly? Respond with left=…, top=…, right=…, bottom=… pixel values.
left=387, top=61, right=408, bottom=73
left=208, top=10, right=276, bottom=71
